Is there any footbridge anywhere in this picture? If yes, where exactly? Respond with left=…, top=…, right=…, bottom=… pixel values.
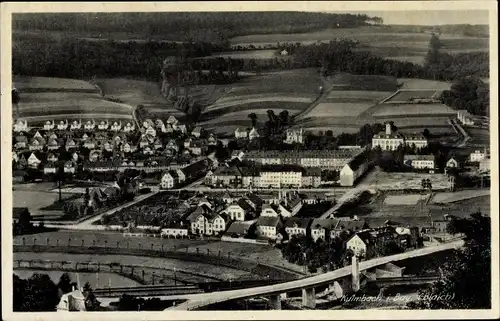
left=153, top=240, right=463, bottom=310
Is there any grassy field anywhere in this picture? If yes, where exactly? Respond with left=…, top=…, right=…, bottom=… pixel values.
left=383, top=194, right=429, bottom=206
left=398, top=78, right=452, bottom=90
left=306, top=102, right=375, bottom=118
left=386, top=90, right=441, bottom=102
left=466, top=128, right=490, bottom=147
left=13, top=183, right=80, bottom=216
left=208, top=50, right=278, bottom=59
left=361, top=169, right=452, bottom=190
left=230, top=26, right=488, bottom=66
left=431, top=189, right=490, bottom=204
left=371, top=103, right=456, bottom=117
left=326, top=90, right=392, bottom=100
left=14, top=269, right=140, bottom=288
left=13, top=75, right=97, bottom=92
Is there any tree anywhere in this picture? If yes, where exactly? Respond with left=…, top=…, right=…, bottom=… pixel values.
left=248, top=113, right=258, bottom=128
left=425, top=33, right=442, bottom=66
left=422, top=128, right=430, bottom=138
left=14, top=273, right=60, bottom=311
left=408, top=213, right=490, bottom=309
left=57, top=273, right=74, bottom=294
left=82, top=282, right=101, bottom=311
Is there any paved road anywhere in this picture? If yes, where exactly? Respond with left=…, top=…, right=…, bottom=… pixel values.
left=162, top=239, right=463, bottom=310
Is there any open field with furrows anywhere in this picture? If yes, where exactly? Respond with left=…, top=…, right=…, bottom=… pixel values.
left=385, top=90, right=441, bottom=102
left=17, top=99, right=134, bottom=116
left=326, top=90, right=393, bottom=101
left=327, top=73, right=398, bottom=92
left=13, top=75, right=98, bottom=92
left=371, top=103, right=456, bottom=118
left=96, top=78, right=167, bottom=106
left=230, top=26, right=488, bottom=65
left=361, top=169, right=452, bottom=190
left=466, top=127, right=490, bottom=147
left=202, top=101, right=308, bottom=120
left=398, top=78, right=452, bottom=90
left=383, top=194, right=430, bottom=206
left=305, top=102, right=376, bottom=118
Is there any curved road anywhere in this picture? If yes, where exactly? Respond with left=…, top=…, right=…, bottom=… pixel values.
left=152, top=240, right=464, bottom=310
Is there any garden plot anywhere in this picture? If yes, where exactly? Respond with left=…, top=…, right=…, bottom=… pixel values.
left=372, top=103, right=456, bottom=117
left=206, top=96, right=313, bottom=112
left=384, top=194, right=429, bottom=206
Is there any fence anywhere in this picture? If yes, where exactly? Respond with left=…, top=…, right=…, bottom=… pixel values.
left=13, top=241, right=302, bottom=281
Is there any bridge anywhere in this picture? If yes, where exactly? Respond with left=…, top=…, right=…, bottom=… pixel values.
left=92, top=240, right=461, bottom=310
left=366, top=275, right=440, bottom=287
left=161, top=240, right=462, bottom=310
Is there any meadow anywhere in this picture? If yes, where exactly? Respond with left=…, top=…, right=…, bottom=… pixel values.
left=208, top=50, right=278, bottom=59
left=371, top=103, right=456, bottom=117
left=230, top=26, right=489, bottom=66
left=385, top=90, right=441, bottom=102
left=306, top=102, right=375, bottom=118
left=13, top=75, right=97, bottom=92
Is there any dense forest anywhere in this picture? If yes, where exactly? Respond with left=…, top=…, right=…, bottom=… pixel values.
left=13, top=12, right=377, bottom=42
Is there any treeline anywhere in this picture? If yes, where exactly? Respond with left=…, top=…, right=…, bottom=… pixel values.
left=13, top=12, right=379, bottom=42
left=441, top=77, right=489, bottom=116
left=12, top=37, right=225, bottom=80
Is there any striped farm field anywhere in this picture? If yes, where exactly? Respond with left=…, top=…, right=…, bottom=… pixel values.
left=326, top=90, right=393, bottom=101
left=13, top=75, right=97, bottom=92
left=18, top=99, right=134, bottom=117
left=20, top=92, right=103, bottom=103
left=206, top=96, right=312, bottom=112
left=372, top=103, right=456, bottom=117
left=20, top=113, right=133, bottom=126
left=202, top=101, right=306, bottom=120
left=306, top=102, right=375, bottom=117
left=385, top=90, right=441, bottom=103
left=398, top=78, right=452, bottom=90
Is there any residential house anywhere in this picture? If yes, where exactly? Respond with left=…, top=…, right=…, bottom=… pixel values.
left=143, top=146, right=154, bottom=155
left=47, top=153, right=59, bottom=163
left=285, top=217, right=311, bottom=239
left=280, top=49, right=289, bottom=56
left=331, top=220, right=369, bottom=239
left=470, top=149, right=487, bottom=163
left=457, top=109, right=475, bottom=125
left=339, top=149, right=370, bottom=187
left=145, top=126, right=157, bottom=137
left=183, top=138, right=192, bottom=149
left=260, top=203, right=279, bottom=217
left=259, top=166, right=303, bottom=188
left=57, top=120, right=69, bottom=131
left=222, top=201, right=246, bottom=221
left=103, top=141, right=114, bottom=152
left=84, top=120, right=96, bottom=131
left=225, top=220, right=257, bottom=238
left=64, top=161, right=76, bottom=174
left=405, top=133, right=428, bottom=149
left=88, top=150, right=101, bottom=162
left=207, top=134, right=218, bottom=146
left=43, top=120, right=55, bottom=131
left=139, top=135, right=151, bottom=148
left=188, top=208, right=228, bottom=236
left=231, top=150, right=245, bottom=161
left=83, top=138, right=97, bottom=149
left=209, top=165, right=242, bottom=187
left=161, top=221, right=189, bottom=238
left=256, top=216, right=283, bottom=240
left=160, top=171, right=177, bottom=189
left=403, top=155, right=435, bottom=171
left=167, top=115, right=179, bottom=126
left=29, top=136, right=45, bottom=151
left=142, top=119, right=154, bottom=129
left=311, top=218, right=340, bottom=242
left=189, top=140, right=205, bottom=156
left=178, top=158, right=212, bottom=184
left=15, top=133, right=28, bottom=149
left=192, top=127, right=203, bottom=138
left=43, top=163, right=57, bottom=174
left=70, top=120, right=82, bottom=131
left=446, top=156, right=461, bottom=169
left=175, top=168, right=186, bottom=183
left=278, top=191, right=303, bottom=217
left=480, top=156, right=490, bottom=172
left=56, top=288, right=87, bottom=312
left=301, top=167, right=322, bottom=187
left=245, top=193, right=264, bottom=212
left=65, top=138, right=77, bottom=151
left=155, top=119, right=166, bottom=132
left=234, top=127, right=248, bottom=139
left=346, top=227, right=396, bottom=258
left=47, top=138, right=60, bottom=151
left=97, top=120, right=109, bottom=131
left=121, top=142, right=135, bottom=153
left=123, top=121, right=135, bottom=133
left=197, top=197, right=212, bottom=209
left=284, top=128, right=304, bottom=144
left=176, top=124, right=187, bottom=134
left=153, top=138, right=163, bottom=150
left=13, top=120, right=29, bottom=132
left=248, top=127, right=260, bottom=140
left=27, top=153, right=41, bottom=168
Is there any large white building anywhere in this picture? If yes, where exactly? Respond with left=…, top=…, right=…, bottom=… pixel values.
left=339, top=150, right=370, bottom=187
left=372, top=123, right=428, bottom=151
left=470, top=149, right=487, bottom=162
left=284, top=128, right=304, bottom=144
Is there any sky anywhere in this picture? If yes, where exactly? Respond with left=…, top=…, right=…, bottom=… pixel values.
left=346, top=10, right=489, bottom=25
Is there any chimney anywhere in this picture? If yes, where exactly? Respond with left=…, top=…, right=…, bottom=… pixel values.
left=385, top=123, right=392, bottom=135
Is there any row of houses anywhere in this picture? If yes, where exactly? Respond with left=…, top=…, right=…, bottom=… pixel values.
left=203, top=164, right=323, bottom=189
left=242, top=148, right=365, bottom=171
left=159, top=158, right=215, bottom=189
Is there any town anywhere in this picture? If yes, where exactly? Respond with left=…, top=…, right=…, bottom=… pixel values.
left=9, top=9, right=492, bottom=313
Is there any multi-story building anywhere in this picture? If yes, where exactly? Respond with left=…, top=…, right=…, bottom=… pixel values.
left=284, top=128, right=304, bottom=144
left=13, top=120, right=29, bottom=132
left=372, top=123, right=405, bottom=151
left=244, top=149, right=361, bottom=170
left=470, top=149, right=487, bottom=163
left=339, top=149, right=370, bottom=187
left=259, top=168, right=303, bottom=188
left=405, top=133, right=428, bottom=149
left=256, top=216, right=283, bottom=240
left=403, top=155, right=435, bottom=170
left=285, top=217, right=311, bottom=238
